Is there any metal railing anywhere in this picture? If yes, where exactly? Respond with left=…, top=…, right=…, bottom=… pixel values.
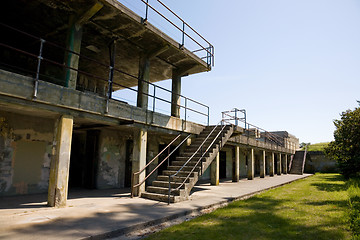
left=222, top=108, right=285, bottom=146
left=137, top=0, right=214, bottom=67
left=0, top=23, right=210, bottom=125
left=131, top=133, right=191, bottom=197
left=167, top=120, right=228, bottom=204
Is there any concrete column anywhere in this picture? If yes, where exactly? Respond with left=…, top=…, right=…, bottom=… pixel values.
left=48, top=115, right=73, bottom=207
left=64, top=18, right=83, bottom=89
left=260, top=150, right=266, bottom=178
left=171, top=70, right=181, bottom=118
left=233, top=146, right=240, bottom=182
left=247, top=148, right=255, bottom=180
left=64, top=3, right=103, bottom=89
left=239, top=149, right=247, bottom=178
left=137, top=57, right=150, bottom=109
left=269, top=152, right=275, bottom=177
left=211, top=152, right=220, bottom=185
left=283, top=154, right=288, bottom=174
left=132, top=128, right=147, bottom=196
left=277, top=153, right=282, bottom=175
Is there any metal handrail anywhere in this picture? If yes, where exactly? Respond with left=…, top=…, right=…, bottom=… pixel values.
left=301, top=147, right=308, bottom=174
left=0, top=23, right=210, bottom=125
left=167, top=120, right=224, bottom=204
left=222, top=108, right=284, bottom=146
left=170, top=123, right=228, bottom=202
left=139, top=0, right=214, bottom=66
left=131, top=133, right=191, bottom=197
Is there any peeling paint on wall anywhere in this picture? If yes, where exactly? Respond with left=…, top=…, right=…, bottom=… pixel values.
left=0, top=111, right=55, bottom=196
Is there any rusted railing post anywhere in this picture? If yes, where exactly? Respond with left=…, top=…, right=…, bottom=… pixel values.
left=33, top=38, right=45, bottom=98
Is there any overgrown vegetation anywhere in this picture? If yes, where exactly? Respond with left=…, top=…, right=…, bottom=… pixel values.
left=347, top=178, right=360, bottom=239
left=147, top=174, right=351, bottom=240
left=325, top=103, right=360, bottom=178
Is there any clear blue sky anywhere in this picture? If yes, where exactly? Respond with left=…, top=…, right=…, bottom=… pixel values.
left=120, top=0, right=360, bottom=144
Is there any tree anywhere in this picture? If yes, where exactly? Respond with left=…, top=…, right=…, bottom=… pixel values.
left=325, top=104, right=360, bottom=178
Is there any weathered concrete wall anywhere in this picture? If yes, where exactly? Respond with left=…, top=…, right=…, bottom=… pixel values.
left=97, top=129, right=129, bottom=189
left=0, top=111, right=55, bottom=196
left=304, top=151, right=338, bottom=173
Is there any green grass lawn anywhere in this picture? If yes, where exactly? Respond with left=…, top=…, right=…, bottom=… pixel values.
left=147, top=173, right=351, bottom=240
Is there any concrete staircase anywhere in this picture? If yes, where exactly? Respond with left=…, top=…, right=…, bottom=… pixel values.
left=141, top=125, right=234, bottom=203
left=289, top=151, right=307, bottom=175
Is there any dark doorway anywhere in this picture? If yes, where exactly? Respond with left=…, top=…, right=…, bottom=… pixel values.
left=274, top=154, right=278, bottom=174
left=69, top=130, right=99, bottom=189
left=157, top=144, right=179, bottom=176
left=124, top=140, right=133, bottom=188
left=255, top=155, right=260, bottom=176
left=219, top=151, right=227, bottom=179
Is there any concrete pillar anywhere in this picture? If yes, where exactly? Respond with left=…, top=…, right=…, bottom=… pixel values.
left=283, top=154, right=288, bottom=174
left=64, top=3, right=103, bottom=89
left=64, top=18, right=83, bottom=89
left=48, top=115, right=73, bottom=207
left=277, top=153, right=282, bottom=175
left=211, top=152, right=220, bottom=185
left=269, top=152, right=275, bottom=177
left=132, top=128, right=147, bottom=196
left=239, top=149, right=247, bottom=178
left=260, top=150, right=266, bottom=178
left=247, top=148, right=254, bottom=180
left=137, top=56, right=150, bottom=109
left=233, top=146, right=240, bottom=182
left=171, top=69, right=181, bottom=118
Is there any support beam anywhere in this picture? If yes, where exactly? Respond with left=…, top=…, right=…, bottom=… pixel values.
left=64, top=3, right=103, bottom=89
left=171, top=69, right=182, bottom=118
left=137, top=56, right=150, bottom=109
left=211, top=152, right=220, bottom=185
left=132, top=128, right=147, bottom=196
left=260, top=150, right=266, bottom=178
left=137, top=46, right=169, bottom=109
left=269, top=152, right=275, bottom=177
left=171, top=65, right=195, bottom=118
left=233, top=146, right=240, bottom=182
left=48, top=115, right=73, bottom=207
left=247, top=148, right=254, bottom=180
left=277, top=153, right=282, bottom=175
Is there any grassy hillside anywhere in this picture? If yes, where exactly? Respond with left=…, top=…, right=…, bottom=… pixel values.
left=302, top=142, right=329, bottom=151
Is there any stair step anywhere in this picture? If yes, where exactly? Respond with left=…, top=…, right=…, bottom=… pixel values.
left=167, top=165, right=201, bottom=172
left=152, top=180, right=187, bottom=188
left=171, top=160, right=199, bottom=166
left=175, top=156, right=202, bottom=161
left=162, top=170, right=198, bottom=177
left=157, top=175, right=193, bottom=182
left=181, top=151, right=210, bottom=157
left=146, top=186, right=182, bottom=196
left=141, top=192, right=180, bottom=203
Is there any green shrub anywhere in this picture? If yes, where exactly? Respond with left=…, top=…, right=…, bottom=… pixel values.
left=347, top=178, right=360, bottom=238
left=325, top=105, right=360, bottom=178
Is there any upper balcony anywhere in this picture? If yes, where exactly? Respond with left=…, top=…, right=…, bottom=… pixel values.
left=0, top=0, right=214, bottom=127
left=1, top=0, right=213, bottom=86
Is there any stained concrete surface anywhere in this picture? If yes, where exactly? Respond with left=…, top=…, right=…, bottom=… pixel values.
left=0, top=174, right=311, bottom=240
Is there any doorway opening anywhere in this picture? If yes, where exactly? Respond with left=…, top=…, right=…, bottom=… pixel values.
left=219, top=151, right=227, bottom=179
left=69, top=130, right=99, bottom=189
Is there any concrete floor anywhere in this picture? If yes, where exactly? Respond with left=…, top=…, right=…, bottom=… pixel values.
left=0, top=174, right=311, bottom=240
